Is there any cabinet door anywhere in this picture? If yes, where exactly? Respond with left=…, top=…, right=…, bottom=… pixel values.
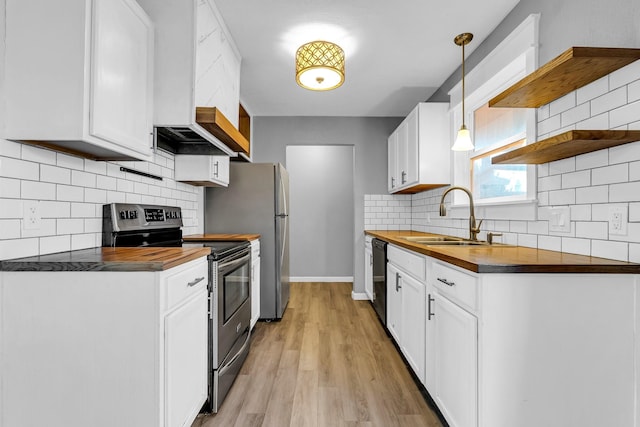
left=404, top=107, right=419, bottom=186
left=424, top=282, right=436, bottom=392
left=211, top=155, right=230, bottom=185
left=400, top=272, right=426, bottom=383
left=397, top=120, right=409, bottom=188
left=364, top=246, right=373, bottom=301
left=165, top=291, right=208, bottom=427
left=388, top=132, right=399, bottom=192
left=434, top=294, right=478, bottom=427
left=386, top=263, right=402, bottom=343
left=90, top=0, right=153, bottom=155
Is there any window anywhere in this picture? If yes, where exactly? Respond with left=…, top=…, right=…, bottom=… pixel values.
left=470, top=104, right=528, bottom=203
left=448, top=14, right=539, bottom=220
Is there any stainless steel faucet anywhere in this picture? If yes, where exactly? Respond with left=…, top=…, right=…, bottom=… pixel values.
left=439, top=186, right=483, bottom=241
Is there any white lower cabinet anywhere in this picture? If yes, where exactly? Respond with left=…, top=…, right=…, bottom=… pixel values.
left=433, top=293, right=477, bottom=427
left=250, top=239, right=261, bottom=329
left=423, top=257, right=638, bottom=427
left=0, top=257, right=209, bottom=427
left=387, top=244, right=427, bottom=383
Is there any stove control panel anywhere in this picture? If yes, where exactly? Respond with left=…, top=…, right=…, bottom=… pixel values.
left=103, top=203, right=183, bottom=233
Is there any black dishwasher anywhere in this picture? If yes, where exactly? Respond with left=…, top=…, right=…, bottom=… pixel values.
left=371, top=238, right=387, bottom=325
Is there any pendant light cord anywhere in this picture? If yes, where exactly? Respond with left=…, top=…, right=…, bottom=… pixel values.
left=461, top=40, right=465, bottom=126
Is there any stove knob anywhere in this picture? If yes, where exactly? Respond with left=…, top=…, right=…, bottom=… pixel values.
left=119, top=211, right=126, bottom=219
left=131, top=210, right=138, bottom=219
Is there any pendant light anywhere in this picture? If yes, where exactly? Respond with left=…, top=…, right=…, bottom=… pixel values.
left=295, top=40, right=345, bottom=91
left=451, top=32, right=474, bottom=151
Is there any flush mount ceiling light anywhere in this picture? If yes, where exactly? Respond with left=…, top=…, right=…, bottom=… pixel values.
left=295, top=40, right=345, bottom=91
left=451, top=32, right=474, bottom=151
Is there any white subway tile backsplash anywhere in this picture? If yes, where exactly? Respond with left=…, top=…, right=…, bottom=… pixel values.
left=56, top=185, right=84, bottom=202
left=592, top=163, right=629, bottom=185
left=21, top=181, right=56, bottom=200
left=538, top=114, right=562, bottom=135
left=538, top=175, right=562, bottom=191
left=630, top=202, right=640, bottom=222
left=561, top=170, right=590, bottom=188
left=609, top=141, right=640, bottom=164
left=610, top=100, right=640, bottom=129
left=96, top=175, right=117, bottom=190
left=591, top=240, right=628, bottom=262
left=629, top=79, right=640, bottom=103
left=71, top=170, right=97, bottom=188
left=548, top=157, right=576, bottom=175
left=84, top=188, right=107, bottom=204
left=0, top=238, right=39, bottom=260
left=550, top=92, right=576, bottom=116
left=22, top=145, right=57, bottom=165
left=0, top=157, right=39, bottom=180
left=610, top=181, right=640, bottom=202
left=40, top=201, right=71, bottom=218
left=577, top=75, right=609, bottom=104
left=576, top=221, right=608, bottom=239
left=527, top=221, right=549, bottom=235
left=0, top=178, right=21, bottom=198
left=569, top=204, right=592, bottom=221
left=71, top=233, right=98, bottom=251
left=40, top=235, right=71, bottom=255
left=0, top=199, right=22, bottom=218
left=84, top=218, right=102, bottom=233
left=629, top=243, right=640, bottom=263
left=509, top=221, right=528, bottom=233
left=591, top=86, right=627, bottom=116
left=57, top=218, right=84, bottom=235
left=538, top=235, right=561, bottom=251
left=56, top=153, right=85, bottom=170
left=517, top=234, right=537, bottom=248
left=0, top=220, right=21, bottom=239
left=609, top=59, right=640, bottom=90
left=84, top=160, right=107, bottom=175
left=575, top=185, right=608, bottom=204
left=575, top=150, right=609, bottom=171
left=21, top=219, right=56, bottom=238
left=561, top=237, right=591, bottom=256
left=0, top=139, right=23, bottom=159
left=71, top=202, right=95, bottom=218
left=575, top=112, right=610, bottom=131
left=41, top=164, right=71, bottom=185
left=561, top=102, right=590, bottom=127
left=549, top=189, right=576, bottom=205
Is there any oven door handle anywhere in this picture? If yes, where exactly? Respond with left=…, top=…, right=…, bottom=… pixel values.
left=218, top=328, right=251, bottom=377
left=218, top=251, right=251, bottom=274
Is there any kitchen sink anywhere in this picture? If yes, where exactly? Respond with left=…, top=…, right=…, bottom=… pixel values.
left=400, top=235, right=502, bottom=246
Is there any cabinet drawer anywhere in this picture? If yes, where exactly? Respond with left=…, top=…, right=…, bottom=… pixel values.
left=432, top=261, right=477, bottom=313
left=163, top=259, right=208, bottom=311
left=388, top=244, right=426, bottom=281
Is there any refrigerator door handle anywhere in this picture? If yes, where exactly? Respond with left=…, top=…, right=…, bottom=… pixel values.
left=279, top=169, right=288, bottom=216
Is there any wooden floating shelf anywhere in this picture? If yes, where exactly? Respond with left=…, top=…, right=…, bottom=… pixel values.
left=195, top=107, right=250, bottom=155
left=489, top=47, right=640, bottom=108
left=492, top=130, right=640, bottom=164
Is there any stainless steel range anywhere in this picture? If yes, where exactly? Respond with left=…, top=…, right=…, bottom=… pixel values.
left=102, top=203, right=251, bottom=413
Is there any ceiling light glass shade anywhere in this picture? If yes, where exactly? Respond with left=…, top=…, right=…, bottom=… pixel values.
left=295, top=41, right=345, bottom=91
left=452, top=125, right=474, bottom=151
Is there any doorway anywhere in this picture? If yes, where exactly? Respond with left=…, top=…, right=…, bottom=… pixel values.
left=285, top=145, right=355, bottom=281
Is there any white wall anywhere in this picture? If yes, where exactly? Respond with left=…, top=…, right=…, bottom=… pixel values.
left=370, top=59, right=640, bottom=263
left=0, top=139, right=203, bottom=260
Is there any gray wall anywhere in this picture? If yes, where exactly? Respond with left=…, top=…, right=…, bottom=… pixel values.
left=251, top=116, right=402, bottom=293
left=429, top=0, right=640, bottom=102
left=286, top=145, right=354, bottom=279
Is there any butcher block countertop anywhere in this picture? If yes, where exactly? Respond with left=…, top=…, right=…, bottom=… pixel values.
left=0, top=247, right=211, bottom=272
left=367, top=230, right=640, bottom=274
left=183, top=233, right=261, bottom=241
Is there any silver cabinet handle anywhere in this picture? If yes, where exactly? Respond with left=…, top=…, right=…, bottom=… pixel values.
left=369, top=254, right=373, bottom=265
left=437, top=277, right=455, bottom=287
left=428, top=294, right=435, bottom=320
left=395, top=272, right=402, bottom=291
left=401, top=171, right=407, bottom=184
left=187, top=276, right=205, bottom=287
left=213, top=161, right=219, bottom=177
left=391, top=177, right=395, bottom=188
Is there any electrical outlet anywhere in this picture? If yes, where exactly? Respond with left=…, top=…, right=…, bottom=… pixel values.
left=609, top=205, right=628, bottom=236
left=23, top=200, right=41, bottom=230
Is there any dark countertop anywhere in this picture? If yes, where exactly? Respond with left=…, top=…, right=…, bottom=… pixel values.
left=367, top=230, right=640, bottom=274
left=183, top=233, right=261, bottom=241
left=0, top=247, right=211, bottom=272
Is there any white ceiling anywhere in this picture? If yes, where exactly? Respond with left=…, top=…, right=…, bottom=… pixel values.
left=214, top=0, right=521, bottom=117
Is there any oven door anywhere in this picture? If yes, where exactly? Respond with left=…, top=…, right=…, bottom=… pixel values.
left=216, top=249, right=252, bottom=365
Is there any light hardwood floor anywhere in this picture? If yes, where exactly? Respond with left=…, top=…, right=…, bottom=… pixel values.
left=193, top=282, right=443, bottom=427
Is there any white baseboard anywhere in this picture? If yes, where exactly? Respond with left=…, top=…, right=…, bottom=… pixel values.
left=351, top=291, right=369, bottom=301
left=290, top=276, right=353, bottom=283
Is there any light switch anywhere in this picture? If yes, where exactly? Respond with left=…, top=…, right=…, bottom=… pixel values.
left=549, top=206, right=571, bottom=232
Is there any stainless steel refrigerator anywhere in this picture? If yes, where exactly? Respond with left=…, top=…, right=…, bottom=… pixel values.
left=204, top=163, right=290, bottom=320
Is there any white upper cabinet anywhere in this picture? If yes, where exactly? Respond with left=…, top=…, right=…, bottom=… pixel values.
left=388, top=103, right=450, bottom=194
left=3, top=0, right=154, bottom=161
left=137, top=0, right=242, bottom=156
